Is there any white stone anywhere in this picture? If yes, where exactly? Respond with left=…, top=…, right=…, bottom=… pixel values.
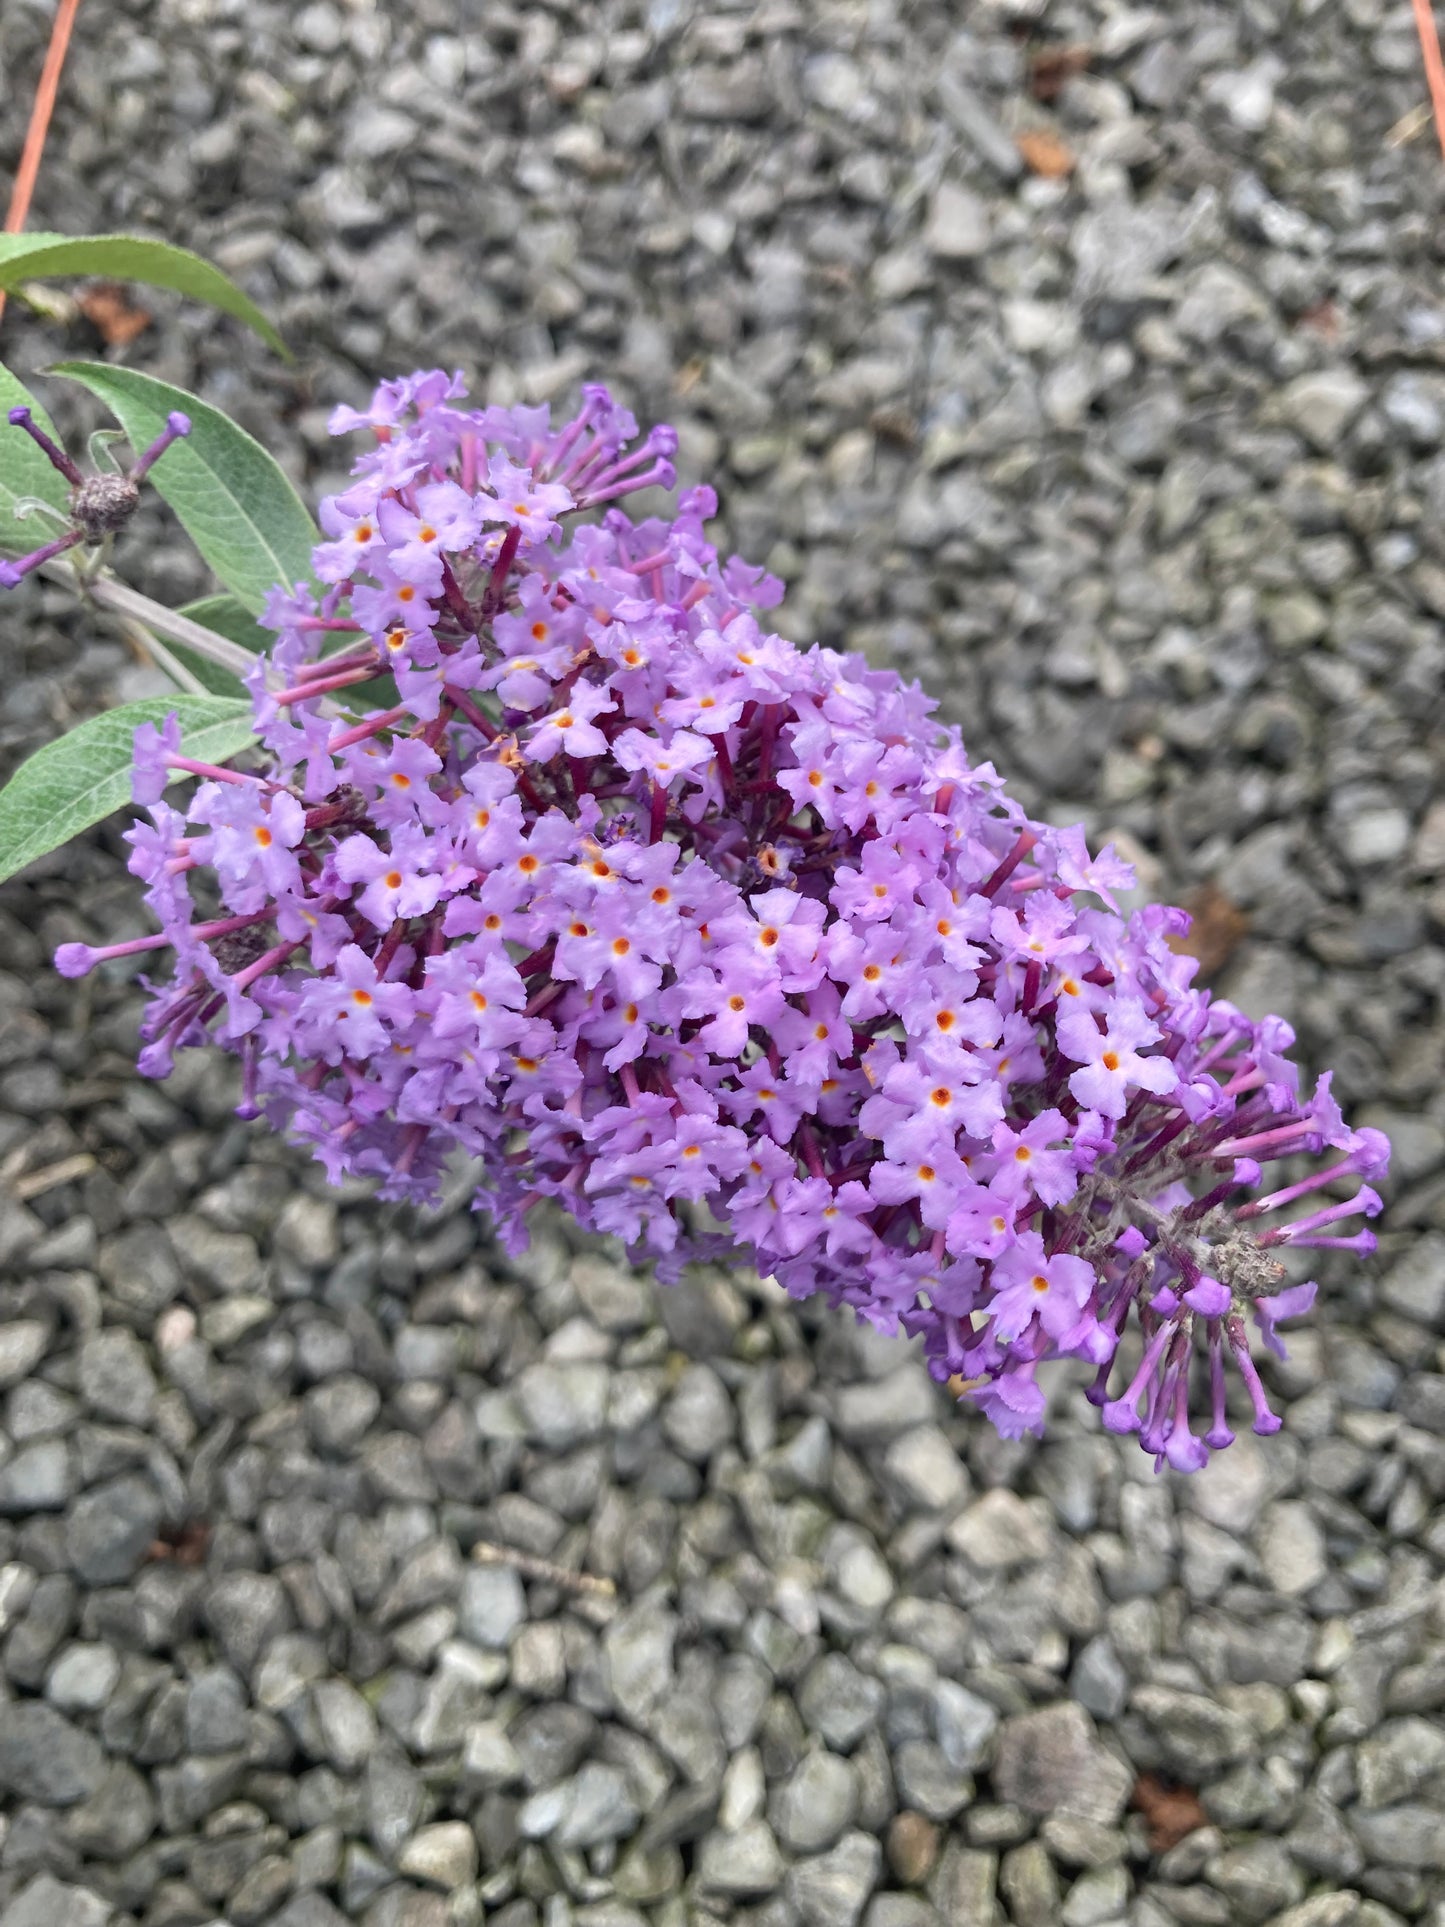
left=46, top=1643, right=121, bottom=1713
left=311, top=1677, right=377, bottom=1771
left=1254, top=1502, right=1327, bottom=1597
left=1340, top=807, right=1411, bottom=867
left=946, top=1488, right=1051, bottom=1567
left=923, top=182, right=990, bottom=260
left=882, top=1426, right=970, bottom=1513
left=397, top=1820, right=478, bottom=1888
left=1279, top=368, right=1369, bottom=452
left=720, top=1746, right=766, bottom=1831
left=457, top=1564, right=526, bottom=1649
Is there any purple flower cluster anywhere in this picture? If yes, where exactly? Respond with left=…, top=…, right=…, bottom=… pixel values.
left=61, top=370, right=1388, bottom=1471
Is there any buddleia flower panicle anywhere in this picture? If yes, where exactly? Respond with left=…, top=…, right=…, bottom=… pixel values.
left=59, top=369, right=1387, bottom=1470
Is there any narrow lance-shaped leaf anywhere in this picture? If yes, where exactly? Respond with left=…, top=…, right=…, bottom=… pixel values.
left=162, top=594, right=271, bottom=697
left=0, top=696, right=255, bottom=886
left=0, top=360, right=71, bottom=547
left=179, top=593, right=271, bottom=654
left=0, top=233, right=287, bottom=356
left=50, top=362, right=319, bottom=617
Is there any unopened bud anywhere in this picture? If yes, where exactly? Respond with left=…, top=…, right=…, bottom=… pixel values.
left=69, top=472, right=141, bottom=542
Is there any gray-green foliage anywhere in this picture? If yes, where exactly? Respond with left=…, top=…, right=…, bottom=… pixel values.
left=0, top=232, right=287, bottom=354
left=0, top=697, right=256, bottom=886
left=50, top=362, right=319, bottom=615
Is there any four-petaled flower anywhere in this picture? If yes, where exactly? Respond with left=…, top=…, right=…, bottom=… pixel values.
left=988, top=1235, right=1096, bottom=1342
left=1057, top=1000, right=1179, bottom=1119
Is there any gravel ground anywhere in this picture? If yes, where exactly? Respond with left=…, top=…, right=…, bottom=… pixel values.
left=1, top=2, right=1444, bottom=1925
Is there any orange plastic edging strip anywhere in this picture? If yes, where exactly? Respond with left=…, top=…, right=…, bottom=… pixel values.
left=0, top=0, right=85, bottom=327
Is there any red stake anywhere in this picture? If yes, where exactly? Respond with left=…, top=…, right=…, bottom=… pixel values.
left=1414, top=0, right=1445, bottom=161
left=1, top=0, right=85, bottom=329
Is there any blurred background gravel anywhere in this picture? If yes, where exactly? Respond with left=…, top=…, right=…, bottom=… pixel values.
left=1, top=1, right=1444, bottom=1924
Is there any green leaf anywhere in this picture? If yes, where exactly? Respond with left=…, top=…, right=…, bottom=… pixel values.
left=338, top=670, right=401, bottom=715
left=0, top=232, right=287, bottom=356
left=0, top=695, right=255, bottom=885
left=0, top=360, right=71, bottom=548
left=167, top=593, right=270, bottom=693
left=50, top=362, right=318, bottom=616
left=178, top=593, right=272, bottom=654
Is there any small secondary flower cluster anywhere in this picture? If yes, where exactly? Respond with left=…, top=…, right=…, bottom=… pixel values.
left=56, top=371, right=1387, bottom=1470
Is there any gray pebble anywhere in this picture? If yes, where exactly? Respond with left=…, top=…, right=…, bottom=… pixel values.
left=553, top=1760, right=641, bottom=1848
left=1069, top=1636, right=1130, bottom=1721
left=306, top=1374, right=382, bottom=1452
left=0, top=1320, right=51, bottom=1389
left=396, top=1819, right=477, bottom=1888
left=0, top=1701, right=105, bottom=1806
left=269, top=1893, right=351, bottom=1927
left=787, top=1829, right=884, bottom=1927
left=77, top=1327, right=157, bottom=1426
left=923, top=183, right=990, bottom=262
left=1355, top=1717, right=1445, bottom=1809
left=604, top=1603, right=677, bottom=1726
left=774, top=1747, right=858, bottom=1852
left=864, top=1898, right=943, bottom=1927
left=836, top=1364, right=940, bottom=1441
left=1127, top=1686, right=1254, bottom=1777
left=45, top=1639, right=121, bottom=1712
left=461, top=1719, right=523, bottom=1792
left=892, top=1741, right=972, bottom=1822
left=514, top=1360, right=610, bottom=1448
left=0, top=1438, right=73, bottom=1513
left=662, top=1363, right=735, bottom=1462
left=167, top=1212, right=265, bottom=1293
left=880, top=1426, right=969, bottom=1513
left=696, top=1818, right=786, bottom=1897
left=64, top=1470, right=162, bottom=1582
left=60, top=1757, right=156, bottom=1860
left=1204, top=1838, right=1304, bottom=1917
left=0, top=1875, right=112, bottom=1927
left=1059, top=1863, right=1130, bottom=1926
left=510, top=1700, right=598, bottom=1791
left=312, top=1680, right=379, bottom=1765
left=202, top=1570, right=292, bottom=1672
left=992, top=1705, right=1133, bottom=1825
left=457, top=1562, right=526, bottom=1649
left=799, top=1651, right=885, bottom=1751
left=654, top=1270, right=745, bottom=1356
